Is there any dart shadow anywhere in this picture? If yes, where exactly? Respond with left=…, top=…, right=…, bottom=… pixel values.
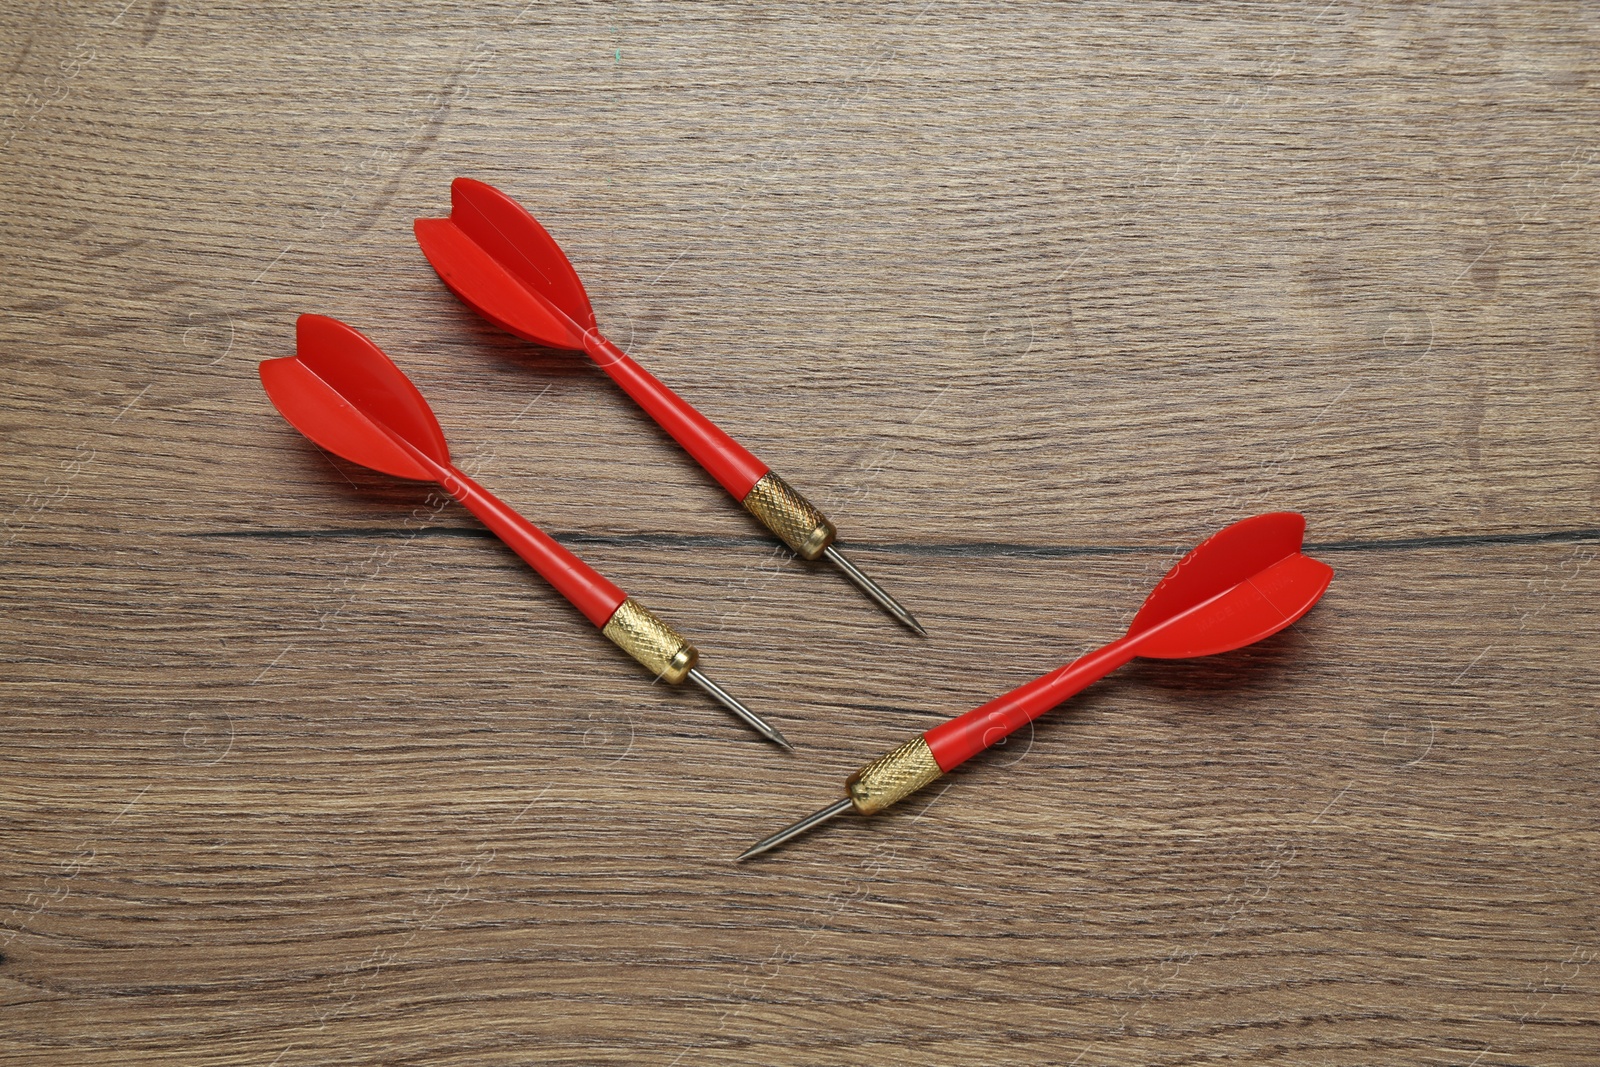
left=1118, top=624, right=1315, bottom=719
left=432, top=300, right=760, bottom=504
left=276, top=432, right=436, bottom=512
left=744, top=629, right=1328, bottom=866
left=440, top=302, right=593, bottom=381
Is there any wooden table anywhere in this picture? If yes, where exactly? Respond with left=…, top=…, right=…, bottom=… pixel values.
left=4, top=4, right=1596, bottom=1064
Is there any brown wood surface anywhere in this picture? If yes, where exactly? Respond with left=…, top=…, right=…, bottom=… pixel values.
left=3, top=3, right=1598, bottom=1064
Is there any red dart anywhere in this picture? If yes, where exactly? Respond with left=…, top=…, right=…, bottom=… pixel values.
left=260, top=314, right=790, bottom=750
left=414, top=178, right=925, bottom=635
left=738, top=512, right=1333, bottom=858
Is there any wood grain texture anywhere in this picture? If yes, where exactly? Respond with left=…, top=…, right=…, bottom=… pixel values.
left=3, top=2, right=1597, bottom=1064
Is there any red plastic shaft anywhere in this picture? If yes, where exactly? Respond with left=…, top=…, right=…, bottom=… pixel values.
left=582, top=333, right=770, bottom=499
left=923, top=635, right=1142, bottom=771
left=416, top=454, right=627, bottom=628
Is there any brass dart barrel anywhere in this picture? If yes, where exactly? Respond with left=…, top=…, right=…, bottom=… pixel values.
left=601, top=596, right=789, bottom=749
left=741, top=472, right=925, bottom=636
left=738, top=737, right=940, bottom=860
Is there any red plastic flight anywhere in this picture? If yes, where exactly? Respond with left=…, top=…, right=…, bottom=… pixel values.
left=739, top=512, right=1334, bottom=858
left=415, top=178, right=924, bottom=635
left=259, top=314, right=789, bottom=749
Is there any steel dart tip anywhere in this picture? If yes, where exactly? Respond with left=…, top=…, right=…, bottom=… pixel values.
left=736, top=797, right=855, bottom=862
left=820, top=544, right=925, bottom=636
left=686, top=667, right=792, bottom=750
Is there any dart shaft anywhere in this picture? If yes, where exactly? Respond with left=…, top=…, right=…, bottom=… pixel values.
left=432, top=460, right=626, bottom=626
left=429, top=461, right=706, bottom=685
left=434, top=462, right=784, bottom=744
left=924, top=636, right=1139, bottom=770
left=581, top=333, right=874, bottom=569
left=586, top=327, right=861, bottom=571
left=584, top=334, right=770, bottom=498
left=581, top=335, right=923, bottom=633
left=581, top=335, right=842, bottom=563
left=840, top=637, right=1141, bottom=816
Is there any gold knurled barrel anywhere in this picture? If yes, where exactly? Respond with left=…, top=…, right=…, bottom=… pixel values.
left=600, top=597, right=697, bottom=685
left=845, top=736, right=944, bottom=815
left=741, top=472, right=837, bottom=560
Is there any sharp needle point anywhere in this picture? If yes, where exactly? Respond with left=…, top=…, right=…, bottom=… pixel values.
left=821, top=545, right=925, bottom=635
left=686, top=667, right=792, bottom=750
left=736, top=797, right=855, bottom=862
